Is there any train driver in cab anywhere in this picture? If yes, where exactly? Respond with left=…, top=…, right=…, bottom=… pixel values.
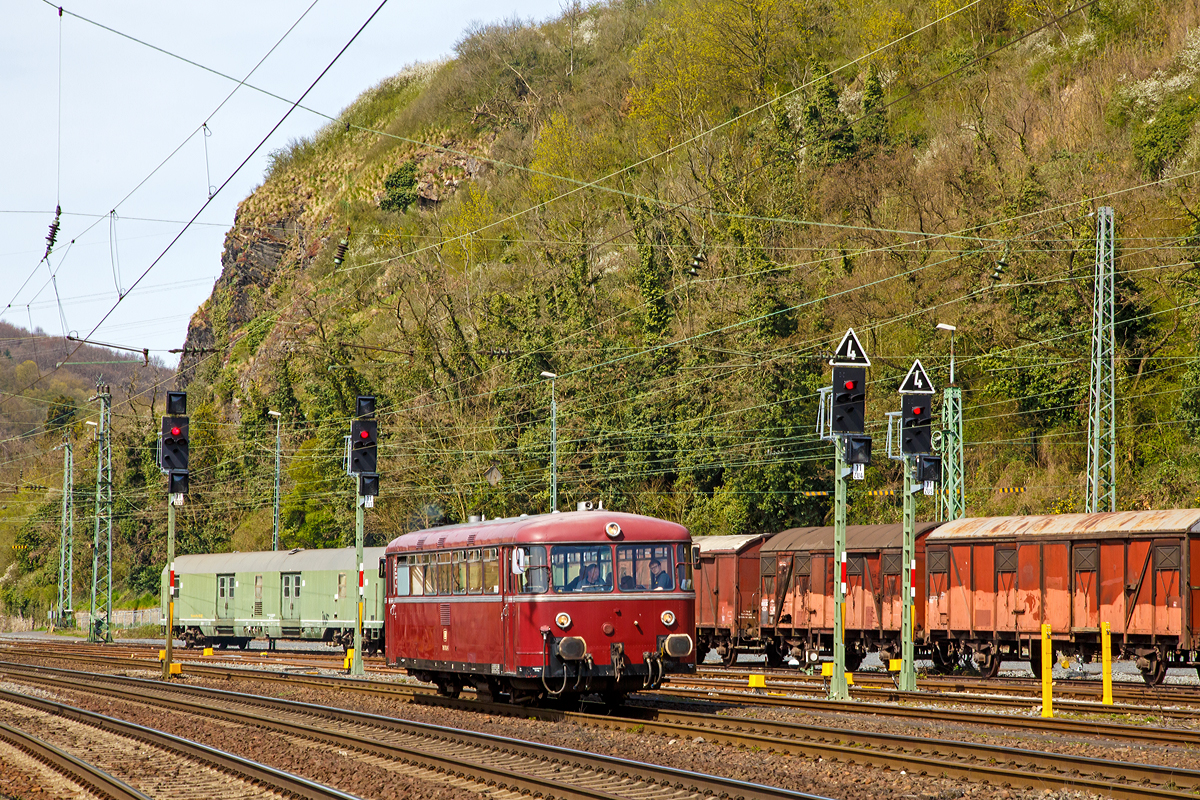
left=649, top=558, right=673, bottom=590
left=567, top=562, right=608, bottom=591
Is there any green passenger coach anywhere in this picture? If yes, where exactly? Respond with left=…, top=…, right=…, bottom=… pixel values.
left=161, top=547, right=387, bottom=651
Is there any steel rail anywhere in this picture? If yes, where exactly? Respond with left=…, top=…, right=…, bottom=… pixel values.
left=0, top=689, right=361, bottom=800
left=0, top=664, right=825, bottom=800
left=0, top=720, right=153, bottom=800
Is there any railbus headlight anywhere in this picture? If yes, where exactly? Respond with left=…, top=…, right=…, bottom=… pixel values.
left=660, top=610, right=676, bottom=627
left=555, top=612, right=572, bottom=630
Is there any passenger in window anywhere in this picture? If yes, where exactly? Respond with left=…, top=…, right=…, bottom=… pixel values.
left=567, top=563, right=607, bottom=591
left=619, top=575, right=637, bottom=591
left=649, top=559, right=673, bottom=590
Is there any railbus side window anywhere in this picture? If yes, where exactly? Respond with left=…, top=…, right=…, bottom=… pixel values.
left=452, top=551, right=468, bottom=595
left=423, top=554, right=436, bottom=595
left=514, top=545, right=549, bottom=594
left=437, top=552, right=453, bottom=596
left=677, top=543, right=694, bottom=590
left=410, top=555, right=424, bottom=596
left=482, top=548, right=499, bottom=594
left=467, top=548, right=483, bottom=594
left=395, top=556, right=410, bottom=597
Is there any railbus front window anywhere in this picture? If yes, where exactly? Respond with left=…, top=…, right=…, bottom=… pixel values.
left=617, top=545, right=675, bottom=591
left=552, top=545, right=613, bottom=592
left=513, top=545, right=548, bottom=594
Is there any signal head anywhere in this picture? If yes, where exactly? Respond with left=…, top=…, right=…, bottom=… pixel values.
left=166, top=391, right=187, bottom=416
left=356, top=395, right=376, bottom=419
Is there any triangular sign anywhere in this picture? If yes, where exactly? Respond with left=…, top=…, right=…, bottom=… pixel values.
left=899, top=359, right=935, bottom=394
left=830, top=328, right=870, bottom=367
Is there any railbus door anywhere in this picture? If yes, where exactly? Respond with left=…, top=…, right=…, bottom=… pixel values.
left=502, top=547, right=519, bottom=674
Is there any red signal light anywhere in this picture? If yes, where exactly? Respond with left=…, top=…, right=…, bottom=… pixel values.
left=171, top=426, right=181, bottom=436
left=359, top=430, right=369, bottom=439
left=913, top=407, right=923, bottom=416
left=844, top=380, right=856, bottom=390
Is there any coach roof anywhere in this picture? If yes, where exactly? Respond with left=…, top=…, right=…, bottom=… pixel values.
left=386, top=510, right=689, bottom=553
left=928, top=509, right=1200, bottom=541
left=171, top=546, right=387, bottom=575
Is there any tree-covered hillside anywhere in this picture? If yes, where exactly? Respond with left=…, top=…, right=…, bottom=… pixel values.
left=8, top=0, right=1200, bottom=616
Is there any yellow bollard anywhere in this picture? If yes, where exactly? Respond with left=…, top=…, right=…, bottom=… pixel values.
left=821, top=661, right=833, bottom=677
left=1101, top=621, right=1113, bottom=705
left=168, top=663, right=182, bottom=675
left=203, top=647, right=214, bottom=656
left=1041, top=623, right=1053, bottom=718
left=158, top=649, right=165, bottom=662
left=344, top=648, right=355, bottom=670
left=845, top=673, right=854, bottom=686
left=748, top=674, right=767, bottom=689
left=888, top=659, right=903, bottom=672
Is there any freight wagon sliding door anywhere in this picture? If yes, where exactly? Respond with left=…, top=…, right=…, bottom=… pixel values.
left=995, top=547, right=1017, bottom=635
left=1016, top=545, right=1041, bottom=632
left=699, top=556, right=720, bottom=630
left=880, top=553, right=902, bottom=631
left=1192, top=538, right=1200, bottom=642
left=1072, top=546, right=1099, bottom=631
left=972, top=546, right=994, bottom=634
left=927, top=550, right=949, bottom=630
left=947, top=547, right=972, bottom=632
left=1154, top=541, right=1182, bottom=636
left=1126, top=542, right=1154, bottom=634
left=1099, top=542, right=1125, bottom=634
left=738, top=552, right=759, bottom=638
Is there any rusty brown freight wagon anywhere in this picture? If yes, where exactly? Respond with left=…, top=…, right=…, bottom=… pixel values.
left=757, top=523, right=941, bottom=670
left=695, top=534, right=768, bottom=665
left=924, top=509, right=1200, bottom=683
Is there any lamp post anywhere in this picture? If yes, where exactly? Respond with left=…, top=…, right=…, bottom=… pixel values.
left=268, top=411, right=282, bottom=551
left=540, top=371, right=558, bottom=513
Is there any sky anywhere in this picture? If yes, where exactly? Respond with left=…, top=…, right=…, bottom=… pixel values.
left=1, top=0, right=566, bottom=365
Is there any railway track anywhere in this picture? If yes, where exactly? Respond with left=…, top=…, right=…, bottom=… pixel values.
left=5, top=658, right=1200, bottom=799
left=0, top=661, right=818, bottom=800
left=0, top=688, right=359, bottom=800
left=691, top=665, right=1200, bottom=708
left=0, top=719, right=152, bottom=800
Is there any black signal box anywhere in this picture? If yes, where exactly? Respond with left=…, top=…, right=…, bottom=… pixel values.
left=832, top=366, right=866, bottom=434
left=901, top=394, right=932, bottom=454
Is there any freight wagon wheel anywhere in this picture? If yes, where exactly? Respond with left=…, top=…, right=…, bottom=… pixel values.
left=976, top=653, right=1001, bottom=680
left=1141, top=657, right=1167, bottom=686
left=764, top=642, right=785, bottom=669
left=1028, top=654, right=1041, bottom=680
left=843, top=652, right=863, bottom=674
left=721, top=647, right=739, bottom=667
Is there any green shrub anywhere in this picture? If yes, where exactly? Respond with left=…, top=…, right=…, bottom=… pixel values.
left=380, top=162, right=419, bottom=212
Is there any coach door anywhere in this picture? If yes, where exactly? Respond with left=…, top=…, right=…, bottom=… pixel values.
left=281, top=573, right=301, bottom=628
left=217, top=574, right=235, bottom=620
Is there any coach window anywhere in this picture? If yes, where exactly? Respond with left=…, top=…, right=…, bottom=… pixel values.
left=423, top=554, right=437, bottom=595
left=616, top=544, right=674, bottom=591
left=552, top=545, right=613, bottom=592
left=514, top=545, right=549, bottom=593
left=394, top=556, right=410, bottom=597
left=482, top=547, right=500, bottom=593
left=452, top=551, right=468, bottom=595
left=337, top=572, right=346, bottom=601
left=676, top=543, right=694, bottom=590
left=409, top=555, right=424, bottom=596
left=467, top=549, right=483, bottom=594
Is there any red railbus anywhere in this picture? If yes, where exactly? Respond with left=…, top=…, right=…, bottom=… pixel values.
left=383, top=509, right=696, bottom=704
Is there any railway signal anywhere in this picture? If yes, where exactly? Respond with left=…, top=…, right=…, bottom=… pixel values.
left=160, top=391, right=188, bottom=681
left=349, top=395, right=377, bottom=678
left=900, top=395, right=932, bottom=454
left=819, top=328, right=873, bottom=701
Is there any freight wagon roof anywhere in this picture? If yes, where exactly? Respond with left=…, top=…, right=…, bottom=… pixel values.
left=169, top=546, right=387, bottom=575
left=386, top=510, right=689, bottom=553
left=693, top=534, right=765, bottom=555
left=761, top=522, right=942, bottom=554
left=927, top=509, right=1200, bottom=541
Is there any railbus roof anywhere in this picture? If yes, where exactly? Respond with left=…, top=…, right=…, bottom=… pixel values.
left=386, top=509, right=689, bottom=554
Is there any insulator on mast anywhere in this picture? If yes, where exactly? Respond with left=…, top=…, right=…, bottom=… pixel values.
left=44, top=205, right=62, bottom=260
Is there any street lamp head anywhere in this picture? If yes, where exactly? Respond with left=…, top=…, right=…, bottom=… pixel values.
left=268, top=410, right=282, bottom=417
left=539, top=371, right=557, bottom=379
left=85, top=421, right=97, bottom=426
left=936, top=323, right=956, bottom=332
